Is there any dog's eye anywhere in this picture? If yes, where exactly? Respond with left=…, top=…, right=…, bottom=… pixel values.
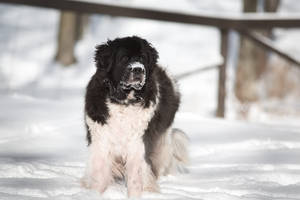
left=140, top=55, right=146, bottom=63
left=121, top=56, right=129, bottom=63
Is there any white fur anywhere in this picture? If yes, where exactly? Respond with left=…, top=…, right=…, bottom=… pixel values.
left=82, top=93, right=159, bottom=197
left=81, top=77, right=189, bottom=197
left=129, top=61, right=145, bottom=71
left=129, top=62, right=146, bottom=88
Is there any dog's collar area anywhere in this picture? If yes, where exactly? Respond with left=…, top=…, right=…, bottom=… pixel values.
left=109, top=96, right=144, bottom=106
left=109, top=88, right=145, bottom=106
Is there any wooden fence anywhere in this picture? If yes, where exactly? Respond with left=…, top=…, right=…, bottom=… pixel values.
left=1, top=0, right=300, bottom=117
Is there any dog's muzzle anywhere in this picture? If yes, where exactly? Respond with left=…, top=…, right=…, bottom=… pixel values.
left=120, top=62, right=146, bottom=90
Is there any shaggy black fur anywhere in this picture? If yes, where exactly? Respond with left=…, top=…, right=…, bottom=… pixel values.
left=84, top=36, right=180, bottom=174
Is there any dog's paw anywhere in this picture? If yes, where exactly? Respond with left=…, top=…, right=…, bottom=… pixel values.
left=80, top=176, right=109, bottom=194
left=91, top=182, right=108, bottom=194
left=80, top=176, right=91, bottom=189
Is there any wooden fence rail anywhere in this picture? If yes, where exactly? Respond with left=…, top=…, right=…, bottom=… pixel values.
left=1, top=0, right=300, bottom=29
left=1, top=0, right=300, bottom=117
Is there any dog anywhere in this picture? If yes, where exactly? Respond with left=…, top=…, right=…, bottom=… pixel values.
left=81, top=36, right=189, bottom=197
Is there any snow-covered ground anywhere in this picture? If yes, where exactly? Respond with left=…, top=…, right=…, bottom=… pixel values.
left=1, top=92, right=300, bottom=199
left=0, top=0, right=300, bottom=199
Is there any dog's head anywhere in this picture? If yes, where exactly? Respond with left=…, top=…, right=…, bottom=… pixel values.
left=94, top=36, right=158, bottom=103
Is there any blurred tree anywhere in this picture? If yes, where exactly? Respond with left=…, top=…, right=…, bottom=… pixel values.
left=55, top=11, right=77, bottom=66
left=234, top=0, right=280, bottom=116
left=75, top=13, right=89, bottom=41
left=55, top=11, right=89, bottom=66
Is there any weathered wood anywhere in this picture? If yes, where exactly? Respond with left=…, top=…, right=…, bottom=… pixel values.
left=1, top=0, right=300, bottom=29
left=216, top=29, right=228, bottom=118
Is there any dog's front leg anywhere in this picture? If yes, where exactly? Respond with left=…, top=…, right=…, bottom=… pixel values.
left=86, top=140, right=112, bottom=194
left=126, top=138, right=145, bottom=197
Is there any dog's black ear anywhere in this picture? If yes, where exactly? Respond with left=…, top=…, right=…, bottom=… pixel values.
left=140, top=38, right=158, bottom=66
left=147, top=43, right=158, bottom=65
left=94, top=41, right=113, bottom=72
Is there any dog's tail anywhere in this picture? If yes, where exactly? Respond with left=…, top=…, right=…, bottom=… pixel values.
left=151, top=128, right=189, bottom=176
left=169, top=128, right=189, bottom=173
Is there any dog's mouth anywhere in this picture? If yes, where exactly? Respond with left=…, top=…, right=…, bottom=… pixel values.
left=120, top=81, right=145, bottom=91
left=120, top=77, right=145, bottom=90
left=120, top=62, right=146, bottom=91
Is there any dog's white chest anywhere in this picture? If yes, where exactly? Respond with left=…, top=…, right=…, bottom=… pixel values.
left=107, top=102, right=153, bottom=139
left=85, top=101, right=156, bottom=156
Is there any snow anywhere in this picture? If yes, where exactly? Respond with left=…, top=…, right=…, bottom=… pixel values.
left=1, top=93, right=300, bottom=199
left=0, top=0, right=300, bottom=199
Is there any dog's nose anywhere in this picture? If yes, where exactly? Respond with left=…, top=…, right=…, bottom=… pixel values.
left=131, top=67, right=144, bottom=74
left=128, top=62, right=145, bottom=74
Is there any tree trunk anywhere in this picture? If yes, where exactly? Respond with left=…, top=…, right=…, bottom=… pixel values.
left=264, top=0, right=280, bottom=12
left=55, top=11, right=77, bottom=66
left=235, top=0, right=260, bottom=103
left=235, top=0, right=280, bottom=104
left=75, top=13, right=89, bottom=41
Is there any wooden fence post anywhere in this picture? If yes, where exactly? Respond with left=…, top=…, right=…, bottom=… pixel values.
left=216, top=28, right=229, bottom=118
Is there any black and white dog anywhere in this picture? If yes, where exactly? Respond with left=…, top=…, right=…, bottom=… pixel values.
left=82, top=36, right=188, bottom=197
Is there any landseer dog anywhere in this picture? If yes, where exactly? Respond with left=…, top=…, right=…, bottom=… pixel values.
left=81, top=36, right=189, bottom=197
